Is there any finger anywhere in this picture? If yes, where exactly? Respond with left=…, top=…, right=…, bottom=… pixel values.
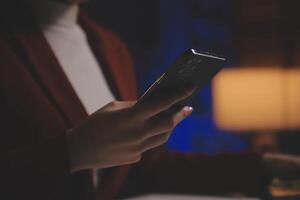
left=140, top=106, right=193, bottom=139
left=121, top=155, right=142, bottom=166
left=100, top=101, right=137, bottom=112
left=134, top=85, right=196, bottom=119
left=141, top=132, right=172, bottom=153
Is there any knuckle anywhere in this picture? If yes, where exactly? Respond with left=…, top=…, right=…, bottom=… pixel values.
left=130, top=139, right=145, bottom=154
left=137, top=139, right=152, bottom=153
left=130, top=104, right=141, bottom=117
left=183, top=89, right=192, bottom=97
left=130, top=157, right=142, bottom=164
left=123, top=156, right=141, bottom=165
left=134, top=142, right=145, bottom=154
left=121, top=108, right=140, bottom=126
left=167, top=117, right=177, bottom=128
left=163, top=134, right=170, bottom=142
left=159, top=134, right=170, bottom=144
left=135, top=156, right=142, bottom=162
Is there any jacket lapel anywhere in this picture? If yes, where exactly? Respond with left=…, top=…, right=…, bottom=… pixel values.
left=8, top=3, right=87, bottom=128
left=7, top=2, right=137, bottom=131
left=6, top=4, right=137, bottom=198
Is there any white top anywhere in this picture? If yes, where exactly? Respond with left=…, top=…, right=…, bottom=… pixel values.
left=29, top=0, right=115, bottom=115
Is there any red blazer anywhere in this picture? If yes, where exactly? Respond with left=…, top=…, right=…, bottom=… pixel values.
left=0, top=2, right=269, bottom=200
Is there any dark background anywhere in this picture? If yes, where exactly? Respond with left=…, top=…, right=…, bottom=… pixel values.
left=84, top=0, right=300, bottom=155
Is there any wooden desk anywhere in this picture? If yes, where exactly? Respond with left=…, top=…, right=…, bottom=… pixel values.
left=124, top=194, right=259, bottom=200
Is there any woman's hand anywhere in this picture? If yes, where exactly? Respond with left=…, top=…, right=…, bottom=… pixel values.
left=67, top=86, right=195, bottom=172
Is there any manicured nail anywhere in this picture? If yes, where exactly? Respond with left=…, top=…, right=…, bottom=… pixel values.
left=183, top=106, right=194, bottom=115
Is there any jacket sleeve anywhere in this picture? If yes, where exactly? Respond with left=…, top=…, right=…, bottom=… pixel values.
left=0, top=96, right=71, bottom=199
left=0, top=39, right=72, bottom=200
left=122, top=148, right=271, bottom=198
left=0, top=135, right=71, bottom=199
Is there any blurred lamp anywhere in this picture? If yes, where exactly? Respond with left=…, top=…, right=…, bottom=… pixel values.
left=212, top=67, right=300, bottom=132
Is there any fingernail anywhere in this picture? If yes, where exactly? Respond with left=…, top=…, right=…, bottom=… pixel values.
left=183, top=106, right=194, bottom=115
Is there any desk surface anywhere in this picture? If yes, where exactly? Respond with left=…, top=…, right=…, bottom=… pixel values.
left=124, top=194, right=259, bottom=200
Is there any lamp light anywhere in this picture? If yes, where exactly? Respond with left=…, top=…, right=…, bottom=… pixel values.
left=212, top=67, right=300, bottom=132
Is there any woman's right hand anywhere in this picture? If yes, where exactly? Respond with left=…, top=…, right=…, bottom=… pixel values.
left=67, top=86, right=195, bottom=172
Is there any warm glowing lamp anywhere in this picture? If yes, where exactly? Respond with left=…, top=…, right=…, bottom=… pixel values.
left=212, top=67, right=300, bottom=132
left=211, top=0, right=300, bottom=151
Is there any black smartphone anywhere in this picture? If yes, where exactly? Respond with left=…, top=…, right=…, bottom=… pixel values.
left=138, top=49, right=226, bottom=114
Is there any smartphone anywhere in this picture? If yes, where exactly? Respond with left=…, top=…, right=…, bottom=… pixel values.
left=138, top=49, right=226, bottom=114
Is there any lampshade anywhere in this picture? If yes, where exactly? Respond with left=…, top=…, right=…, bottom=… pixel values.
left=212, top=67, right=300, bottom=132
